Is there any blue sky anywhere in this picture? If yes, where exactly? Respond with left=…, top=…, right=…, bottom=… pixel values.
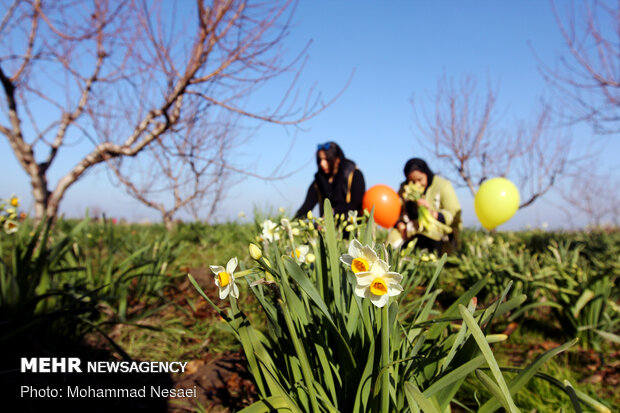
left=1, top=1, right=618, bottom=229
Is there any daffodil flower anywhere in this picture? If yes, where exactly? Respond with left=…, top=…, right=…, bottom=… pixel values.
left=281, top=218, right=292, bottom=233
left=347, top=210, right=358, bottom=224
left=9, top=196, right=19, bottom=208
left=290, top=244, right=310, bottom=264
left=340, top=239, right=379, bottom=274
left=262, top=219, right=280, bottom=242
left=4, top=219, right=18, bottom=234
left=355, top=260, right=403, bottom=308
left=209, top=257, right=239, bottom=300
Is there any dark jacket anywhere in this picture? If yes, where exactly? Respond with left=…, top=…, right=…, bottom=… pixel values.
left=296, top=159, right=365, bottom=218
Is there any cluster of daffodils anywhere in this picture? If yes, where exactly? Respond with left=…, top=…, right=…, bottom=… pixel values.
left=1, top=195, right=21, bottom=234
left=209, top=211, right=402, bottom=308
left=340, top=239, right=403, bottom=308
left=258, top=216, right=316, bottom=266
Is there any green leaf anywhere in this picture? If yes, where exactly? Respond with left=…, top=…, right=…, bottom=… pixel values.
left=237, top=396, right=302, bottom=413
left=572, top=290, right=595, bottom=319
left=362, top=206, right=375, bottom=246
left=283, top=256, right=333, bottom=323
left=475, top=369, right=515, bottom=413
left=507, top=301, right=564, bottom=322
left=594, top=329, right=620, bottom=344
left=404, top=382, right=442, bottom=413
left=423, top=355, right=485, bottom=398
left=427, top=275, right=488, bottom=340
left=569, top=381, right=612, bottom=413
left=322, top=199, right=343, bottom=311
left=283, top=256, right=356, bottom=369
left=458, top=304, right=520, bottom=413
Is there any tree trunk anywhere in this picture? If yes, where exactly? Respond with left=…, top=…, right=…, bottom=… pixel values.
left=163, top=213, right=174, bottom=232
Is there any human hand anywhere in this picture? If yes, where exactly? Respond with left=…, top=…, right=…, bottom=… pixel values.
left=416, top=198, right=430, bottom=209
left=416, top=199, right=438, bottom=219
left=397, top=221, right=406, bottom=238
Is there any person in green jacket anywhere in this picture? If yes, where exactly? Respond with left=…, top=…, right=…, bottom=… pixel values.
left=393, top=158, right=462, bottom=254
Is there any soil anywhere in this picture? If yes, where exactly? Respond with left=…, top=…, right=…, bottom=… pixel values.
left=161, top=266, right=259, bottom=411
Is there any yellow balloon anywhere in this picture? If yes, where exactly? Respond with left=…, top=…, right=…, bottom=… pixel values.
left=474, top=178, right=520, bottom=230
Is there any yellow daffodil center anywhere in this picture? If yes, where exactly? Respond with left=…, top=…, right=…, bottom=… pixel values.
left=218, top=271, right=230, bottom=287
left=352, top=257, right=369, bottom=273
left=292, top=249, right=301, bottom=258
left=10, top=197, right=19, bottom=207
left=370, top=278, right=388, bottom=296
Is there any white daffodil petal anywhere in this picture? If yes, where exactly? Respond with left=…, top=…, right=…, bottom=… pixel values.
left=226, top=257, right=238, bottom=274
left=210, top=265, right=224, bottom=275
left=231, top=282, right=240, bottom=299
left=340, top=254, right=354, bottom=266
left=348, top=239, right=363, bottom=256
left=362, top=245, right=378, bottom=261
left=383, top=272, right=403, bottom=284
left=219, top=284, right=230, bottom=299
left=355, top=284, right=367, bottom=298
left=369, top=259, right=390, bottom=275
left=388, top=284, right=404, bottom=296
left=367, top=290, right=390, bottom=308
left=355, top=272, right=375, bottom=286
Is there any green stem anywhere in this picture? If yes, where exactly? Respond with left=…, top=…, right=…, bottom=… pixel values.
left=230, top=296, right=239, bottom=314
left=381, top=303, right=390, bottom=413
left=280, top=299, right=320, bottom=412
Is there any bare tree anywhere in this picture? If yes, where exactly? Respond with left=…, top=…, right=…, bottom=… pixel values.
left=412, top=74, right=572, bottom=209
left=556, top=165, right=620, bottom=227
left=540, top=0, right=619, bottom=134
left=107, top=99, right=238, bottom=230
left=0, top=0, right=337, bottom=222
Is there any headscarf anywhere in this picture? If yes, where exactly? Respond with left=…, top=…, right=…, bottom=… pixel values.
left=316, top=141, right=345, bottom=177
left=403, top=158, right=435, bottom=191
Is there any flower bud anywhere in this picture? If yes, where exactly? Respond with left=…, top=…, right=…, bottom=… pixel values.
left=306, top=210, right=313, bottom=220
left=305, top=253, right=316, bottom=264
left=248, top=243, right=262, bottom=260
left=485, top=334, right=508, bottom=344
left=345, top=224, right=355, bottom=232
left=264, top=270, right=275, bottom=282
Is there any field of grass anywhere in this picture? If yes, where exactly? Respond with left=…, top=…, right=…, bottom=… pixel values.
left=1, top=212, right=618, bottom=412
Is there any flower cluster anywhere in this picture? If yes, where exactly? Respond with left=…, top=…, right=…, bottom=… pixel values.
left=340, top=239, right=403, bottom=307
left=402, top=182, right=425, bottom=202
left=258, top=216, right=315, bottom=265
left=209, top=206, right=400, bottom=307
left=1, top=195, right=22, bottom=234
left=401, top=182, right=451, bottom=241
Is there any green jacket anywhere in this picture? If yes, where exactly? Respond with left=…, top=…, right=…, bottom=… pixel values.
left=424, top=175, right=462, bottom=237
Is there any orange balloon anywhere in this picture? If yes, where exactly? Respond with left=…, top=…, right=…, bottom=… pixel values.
left=362, top=185, right=401, bottom=228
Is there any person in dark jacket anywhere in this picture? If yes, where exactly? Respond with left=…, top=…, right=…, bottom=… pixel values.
left=295, top=142, right=365, bottom=218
